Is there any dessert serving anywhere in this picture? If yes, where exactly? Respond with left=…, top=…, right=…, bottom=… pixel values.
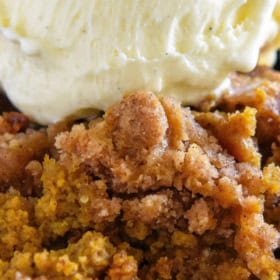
left=0, top=0, right=280, bottom=123
left=1, top=1, right=280, bottom=279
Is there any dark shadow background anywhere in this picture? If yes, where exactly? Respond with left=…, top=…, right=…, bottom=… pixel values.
left=274, top=51, right=280, bottom=70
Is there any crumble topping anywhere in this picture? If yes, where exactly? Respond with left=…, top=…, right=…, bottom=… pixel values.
left=0, top=67, right=280, bottom=279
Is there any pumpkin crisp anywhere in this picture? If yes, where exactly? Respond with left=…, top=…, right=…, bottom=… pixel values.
left=1, top=67, right=280, bottom=279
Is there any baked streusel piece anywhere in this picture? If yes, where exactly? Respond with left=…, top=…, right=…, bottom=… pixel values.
left=0, top=67, right=280, bottom=279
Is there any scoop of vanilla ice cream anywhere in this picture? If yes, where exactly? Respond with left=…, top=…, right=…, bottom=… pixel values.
left=0, top=0, right=279, bottom=123
left=259, top=0, right=280, bottom=65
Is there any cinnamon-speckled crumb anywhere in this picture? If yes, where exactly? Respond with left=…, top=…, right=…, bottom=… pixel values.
left=0, top=67, right=280, bottom=279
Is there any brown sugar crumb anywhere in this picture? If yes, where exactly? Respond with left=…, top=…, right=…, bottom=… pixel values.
left=185, top=199, right=217, bottom=235
left=0, top=112, right=29, bottom=134
left=107, top=91, right=169, bottom=156
left=2, top=67, right=280, bottom=279
left=215, top=260, right=251, bottom=280
left=0, top=129, right=49, bottom=194
left=107, top=250, right=138, bottom=280
left=195, top=107, right=261, bottom=167
left=235, top=197, right=280, bottom=280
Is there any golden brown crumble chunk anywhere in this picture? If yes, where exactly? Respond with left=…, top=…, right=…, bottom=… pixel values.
left=1, top=67, right=280, bottom=279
